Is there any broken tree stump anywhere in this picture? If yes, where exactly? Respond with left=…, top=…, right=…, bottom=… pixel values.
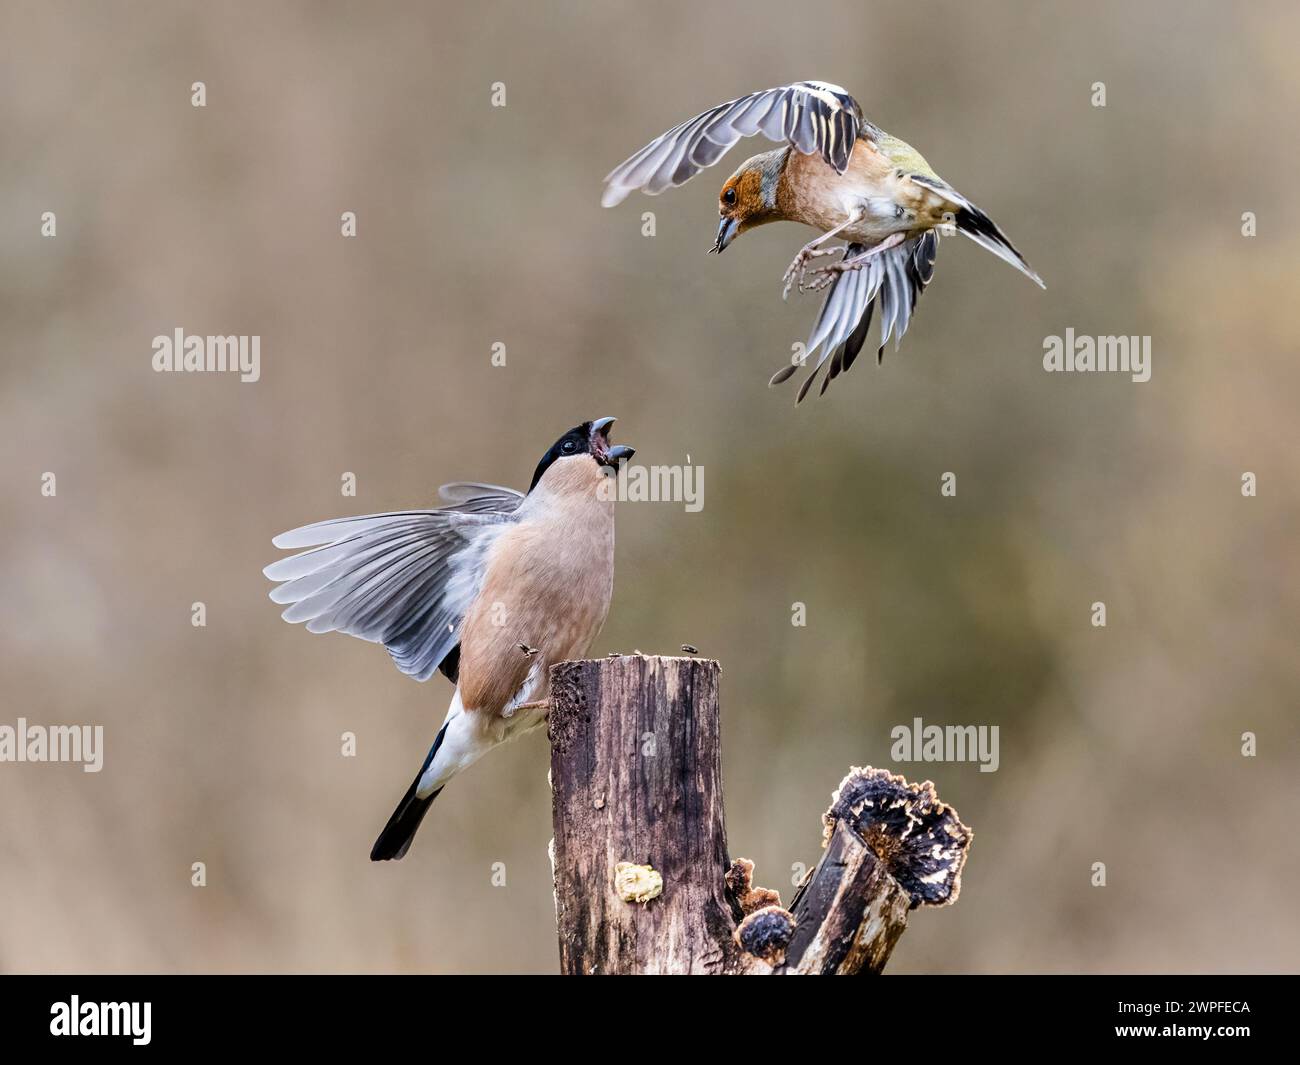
left=547, top=655, right=972, bottom=975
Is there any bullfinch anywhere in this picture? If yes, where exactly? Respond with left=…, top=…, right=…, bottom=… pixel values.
left=264, top=418, right=634, bottom=860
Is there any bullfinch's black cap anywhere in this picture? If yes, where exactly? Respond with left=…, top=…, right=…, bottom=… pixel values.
left=529, top=417, right=635, bottom=492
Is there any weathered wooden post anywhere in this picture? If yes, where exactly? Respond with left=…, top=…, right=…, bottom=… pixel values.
left=548, top=655, right=972, bottom=975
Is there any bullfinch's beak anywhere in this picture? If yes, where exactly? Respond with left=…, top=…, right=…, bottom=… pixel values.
left=710, top=215, right=738, bottom=254
left=591, top=416, right=635, bottom=466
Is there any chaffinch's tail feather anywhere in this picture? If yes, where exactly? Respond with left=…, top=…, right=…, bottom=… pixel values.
left=771, top=232, right=940, bottom=401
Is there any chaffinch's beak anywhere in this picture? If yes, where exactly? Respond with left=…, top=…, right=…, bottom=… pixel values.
left=591, top=417, right=635, bottom=466
left=711, top=215, right=739, bottom=254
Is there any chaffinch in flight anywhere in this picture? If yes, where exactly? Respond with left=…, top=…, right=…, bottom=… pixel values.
left=602, top=81, right=1044, bottom=400
left=264, top=419, right=634, bottom=861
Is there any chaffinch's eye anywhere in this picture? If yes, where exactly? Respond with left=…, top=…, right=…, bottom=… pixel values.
left=561, top=440, right=578, bottom=454
left=723, top=187, right=737, bottom=207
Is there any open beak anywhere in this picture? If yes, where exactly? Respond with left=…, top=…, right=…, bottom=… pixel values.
left=591, top=416, right=634, bottom=466
left=710, top=215, right=739, bottom=254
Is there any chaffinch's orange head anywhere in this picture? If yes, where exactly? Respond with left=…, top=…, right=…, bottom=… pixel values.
left=710, top=149, right=787, bottom=253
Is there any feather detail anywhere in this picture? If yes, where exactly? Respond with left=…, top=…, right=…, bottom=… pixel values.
left=264, top=490, right=522, bottom=681
left=602, top=81, right=876, bottom=206
left=907, top=173, right=1043, bottom=288
left=774, top=233, right=941, bottom=400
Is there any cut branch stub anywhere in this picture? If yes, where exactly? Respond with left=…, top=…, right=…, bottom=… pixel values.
left=781, top=818, right=912, bottom=974
left=823, top=766, right=972, bottom=907
left=778, top=767, right=972, bottom=974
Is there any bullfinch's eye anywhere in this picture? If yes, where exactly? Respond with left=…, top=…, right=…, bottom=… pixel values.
left=723, top=187, right=737, bottom=207
left=561, top=440, right=578, bottom=454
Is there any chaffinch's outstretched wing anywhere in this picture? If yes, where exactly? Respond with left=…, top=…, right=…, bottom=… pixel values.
left=263, top=484, right=523, bottom=682
left=602, top=81, right=873, bottom=207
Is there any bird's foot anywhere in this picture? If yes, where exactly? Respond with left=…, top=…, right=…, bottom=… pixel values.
left=781, top=245, right=841, bottom=300
left=499, top=702, right=546, bottom=723
left=804, top=233, right=907, bottom=292
left=804, top=263, right=849, bottom=292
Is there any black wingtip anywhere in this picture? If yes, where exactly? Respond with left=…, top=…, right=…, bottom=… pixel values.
left=955, top=205, right=1042, bottom=286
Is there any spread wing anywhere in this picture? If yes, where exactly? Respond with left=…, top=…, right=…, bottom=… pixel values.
left=770, top=233, right=940, bottom=401
left=601, top=81, right=873, bottom=207
left=263, top=484, right=524, bottom=682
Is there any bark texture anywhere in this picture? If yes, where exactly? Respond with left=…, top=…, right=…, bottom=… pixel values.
left=549, top=655, right=737, bottom=974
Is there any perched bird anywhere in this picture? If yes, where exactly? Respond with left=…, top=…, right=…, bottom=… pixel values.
left=602, top=81, right=1044, bottom=400
left=263, top=419, right=634, bottom=861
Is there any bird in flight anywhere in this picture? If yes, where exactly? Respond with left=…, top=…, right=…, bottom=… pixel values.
left=264, top=419, right=634, bottom=860
left=602, top=81, right=1044, bottom=400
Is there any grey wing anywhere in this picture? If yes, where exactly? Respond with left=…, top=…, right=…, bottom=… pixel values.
left=601, top=81, right=870, bottom=207
left=263, top=487, right=523, bottom=682
left=436, top=482, right=525, bottom=511
left=769, top=232, right=940, bottom=401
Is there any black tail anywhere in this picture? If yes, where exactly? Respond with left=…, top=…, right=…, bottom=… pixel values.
left=370, top=725, right=447, bottom=861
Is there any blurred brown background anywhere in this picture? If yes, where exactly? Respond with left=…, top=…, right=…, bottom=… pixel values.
left=1, top=0, right=1297, bottom=974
